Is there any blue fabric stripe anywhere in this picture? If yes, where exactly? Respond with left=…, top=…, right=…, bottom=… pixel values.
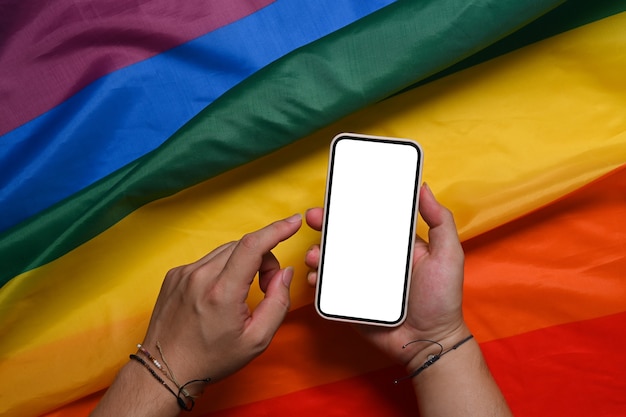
left=0, top=0, right=394, bottom=232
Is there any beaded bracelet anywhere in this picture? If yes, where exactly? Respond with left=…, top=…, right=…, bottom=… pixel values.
left=137, top=344, right=163, bottom=370
left=394, top=334, right=474, bottom=384
left=137, top=343, right=182, bottom=390
left=130, top=353, right=211, bottom=411
left=130, top=354, right=193, bottom=410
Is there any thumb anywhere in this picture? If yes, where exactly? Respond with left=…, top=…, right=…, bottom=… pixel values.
left=419, top=183, right=462, bottom=257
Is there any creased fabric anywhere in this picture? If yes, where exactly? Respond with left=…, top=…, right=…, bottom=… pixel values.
left=1, top=1, right=625, bottom=416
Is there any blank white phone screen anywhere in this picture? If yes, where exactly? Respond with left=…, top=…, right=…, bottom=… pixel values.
left=317, top=135, right=421, bottom=325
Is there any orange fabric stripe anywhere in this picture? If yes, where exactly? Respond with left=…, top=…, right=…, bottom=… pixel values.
left=463, top=164, right=626, bottom=342
left=41, top=165, right=626, bottom=416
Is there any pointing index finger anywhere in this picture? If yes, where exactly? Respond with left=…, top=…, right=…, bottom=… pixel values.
left=221, top=213, right=302, bottom=289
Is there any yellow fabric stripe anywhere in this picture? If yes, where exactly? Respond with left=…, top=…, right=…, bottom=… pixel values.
left=1, top=12, right=626, bottom=417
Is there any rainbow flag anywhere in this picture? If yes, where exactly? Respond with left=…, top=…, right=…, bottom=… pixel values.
left=1, top=1, right=625, bottom=416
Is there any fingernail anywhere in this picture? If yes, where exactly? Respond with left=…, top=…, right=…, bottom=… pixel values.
left=422, top=182, right=435, bottom=198
left=285, top=213, right=302, bottom=223
left=307, top=271, right=317, bottom=287
left=282, top=266, right=294, bottom=287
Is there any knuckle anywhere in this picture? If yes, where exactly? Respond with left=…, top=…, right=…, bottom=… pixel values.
left=164, top=268, right=177, bottom=281
left=163, top=267, right=182, bottom=286
left=187, top=267, right=204, bottom=284
left=205, top=279, right=227, bottom=305
left=186, top=265, right=221, bottom=293
left=177, top=264, right=196, bottom=278
left=239, top=232, right=261, bottom=250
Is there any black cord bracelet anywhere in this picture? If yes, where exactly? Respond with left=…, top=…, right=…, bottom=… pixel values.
left=130, top=354, right=194, bottom=411
left=394, top=334, right=474, bottom=384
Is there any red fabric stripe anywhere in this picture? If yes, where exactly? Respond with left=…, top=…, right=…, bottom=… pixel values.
left=203, top=312, right=626, bottom=417
left=42, top=312, right=626, bottom=417
left=484, top=312, right=626, bottom=417
left=0, top=0, right=273, bottom=135
left=205, top=366, right=415, bottom=417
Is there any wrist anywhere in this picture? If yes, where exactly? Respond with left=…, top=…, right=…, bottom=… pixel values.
left=91, top=360, right=181, bottom=417
left=401, top=323, right=472, bottom=379
left=127, top=359, right=183, bottom=410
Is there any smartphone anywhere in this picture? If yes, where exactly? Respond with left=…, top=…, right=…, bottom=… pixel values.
left=315, top=133, right=423, bottom=326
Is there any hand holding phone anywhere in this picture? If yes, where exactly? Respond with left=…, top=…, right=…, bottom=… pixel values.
left=316, top=133, right=423, bottom=326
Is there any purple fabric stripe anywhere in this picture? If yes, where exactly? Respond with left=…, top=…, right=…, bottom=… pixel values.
left=0, top=0, right=274, bottom=136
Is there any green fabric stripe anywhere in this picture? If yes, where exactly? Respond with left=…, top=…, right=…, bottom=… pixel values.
left=0, top=0, right=567, bottom=286
left=397, top=0, right=626, bottom=94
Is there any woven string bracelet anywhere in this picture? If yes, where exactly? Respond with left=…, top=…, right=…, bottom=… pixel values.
left=130, top=353, right=211, bottom=411
left=130, top=354, right=193, bottom=411
left=394, top=334, right=474, bottom=384
left=137, top=342, right=192, bottom=398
